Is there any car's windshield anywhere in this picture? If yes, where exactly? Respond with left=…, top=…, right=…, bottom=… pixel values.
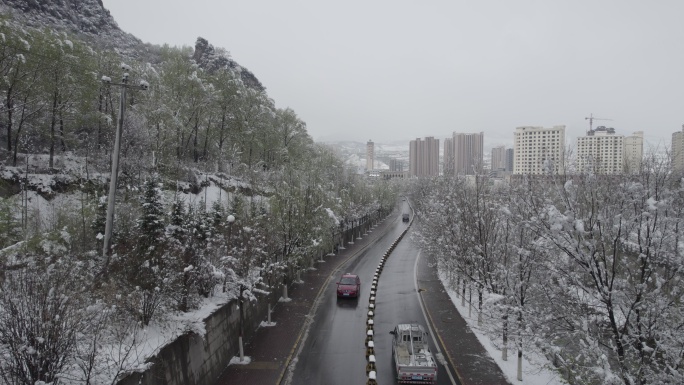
left=340, top=277, right=356, bottom=285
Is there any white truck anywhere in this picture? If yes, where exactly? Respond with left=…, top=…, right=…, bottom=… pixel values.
left=390, top=323, right=438, bottom=384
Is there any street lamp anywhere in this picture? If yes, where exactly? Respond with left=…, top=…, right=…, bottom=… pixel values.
left=101, top=64, right=147, bottom=264
left=330, top=225, right=337, bottom=255
left=349, top=218, right=355, bottom=245
left=223, top=214, right=236, bottom=293
left=238, top=283, right=246, bottom=362
left=226, top=214, right=246, bottom=361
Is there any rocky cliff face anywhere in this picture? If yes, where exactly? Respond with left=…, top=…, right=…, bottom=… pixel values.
left=193, top=37, right=264, bottom=91
left=2, top=0, right=118, bottom=34
left=0, top=0, right=264, bottom=90
left=0, top=0, right=140, bottom=50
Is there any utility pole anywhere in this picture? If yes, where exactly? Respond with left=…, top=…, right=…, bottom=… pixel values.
left=101, top=64, right=148, bottom=264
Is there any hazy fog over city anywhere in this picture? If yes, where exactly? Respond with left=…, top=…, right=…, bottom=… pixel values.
left=104, top=0, right=684, bottom=148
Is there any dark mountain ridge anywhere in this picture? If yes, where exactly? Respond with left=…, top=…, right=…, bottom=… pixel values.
left=0, top=0, right=137, bottom=47
left=0, top=0, right=263, bottom=89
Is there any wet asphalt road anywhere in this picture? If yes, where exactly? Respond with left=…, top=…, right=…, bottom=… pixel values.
left=289, top=203, right=459, bottom=385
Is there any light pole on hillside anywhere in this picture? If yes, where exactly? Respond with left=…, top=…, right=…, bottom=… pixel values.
left=222, top=214, right=236, bottom=293
left=239, top=283, right=246, bottom=362
left=101, top=64, right=148, bottom=264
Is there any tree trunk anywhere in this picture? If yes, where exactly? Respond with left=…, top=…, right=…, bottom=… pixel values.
left=59, top=107, right=66, bottom=152
left=461, top=278, right=466, bottom=306
left=517, top=348, right=523, bottom=381
left=218, top=112, right=226, bottom=172
left=478, top=284, right=483, bottom=326
left=193, top=118, right=199, bottom=163
left=5, top=86, right=13, bottom=152
left=468, top=282, right=472, bottom=318
left=517, top=308, right=523, bottom=381
left=49, top=90, right=58, bottom=169
left=502, top=313, right=508, bottom=361
left=97, top=92, right=103, bottom=149
left=202, top=116, right=212, bottom=162
left=11, top=94, right=29, bottom=167
left=176, top=124, right=183, bottom=160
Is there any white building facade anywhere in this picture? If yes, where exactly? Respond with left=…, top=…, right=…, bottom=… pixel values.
left=576, top=126, right=623, bottom=174
left=623, top=131, right=643, bottom=174
left=513, top=125, right=566, bottom=175
left=576, top=127, right=643, bottom=175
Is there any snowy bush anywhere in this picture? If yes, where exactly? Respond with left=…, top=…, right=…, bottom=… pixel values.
left=0, top=259, right=92, bottom=384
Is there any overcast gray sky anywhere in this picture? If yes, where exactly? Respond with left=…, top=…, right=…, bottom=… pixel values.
left=102, top=0, right=684, bottom=149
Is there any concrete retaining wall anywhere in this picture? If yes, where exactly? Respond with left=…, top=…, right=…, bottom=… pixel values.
left=117, top=281, right=283, bottom=385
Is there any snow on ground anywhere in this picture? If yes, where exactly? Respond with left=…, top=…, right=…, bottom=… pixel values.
left=3, top=152, right=265, bottom=217
left=106, top=293, right=228, bottom=381
left=177, top=173, right=268, bottom=213
left=437, top=270, right=566, bottom=385
left=229, top=355, right=252, bottom=365
left=11, top=175, right=250, bottom=243
left=176, top=181, right=235, bottom=210
left=53, top=288, right=237, bottom=384
left=168, top=290, right=234, bottom=337
left=13, top=189, right=91, bottom=235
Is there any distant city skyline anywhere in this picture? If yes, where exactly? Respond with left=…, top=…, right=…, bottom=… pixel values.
left=342, top=123, right=668, bottom=154
left=336, top=121, right=672, bottom=176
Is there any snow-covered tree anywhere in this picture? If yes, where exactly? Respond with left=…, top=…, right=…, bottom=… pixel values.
left=410, top=154, right=684, bottom=384
left=136, top=176, right=165, bottom=252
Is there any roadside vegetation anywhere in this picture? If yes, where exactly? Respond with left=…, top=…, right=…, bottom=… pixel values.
left=0, top=17, right=399, bottom=384
left=410, top=154, right=684, bottom=385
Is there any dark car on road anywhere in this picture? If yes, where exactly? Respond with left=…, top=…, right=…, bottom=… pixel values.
left=336, top=273, right=360, bottom=298
left=402, top=213, right=409, bottom=222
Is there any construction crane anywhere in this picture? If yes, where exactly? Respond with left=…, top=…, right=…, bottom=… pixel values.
left=585, top=113, right=612, bottom=133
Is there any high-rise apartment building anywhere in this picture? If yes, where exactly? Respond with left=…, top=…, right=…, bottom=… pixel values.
left=444, top=132, right=484, bottom=176
left=409, top=137, right=440, bottom=176
left=491, top=145, right=506, bottom=171
left=576, top=127, right=643, bottom=175
left=624, top=131, right=643, bottom=174
left=389, top=158, right=404, bottom=172
left=513, top=125, right=566, bottom=175
left=443, top=137, right=453, bottom=176
left=576, top=126, right=623, bottom=174
left=505, top=148, right=514, bottom=172
left=673, top=126, right=684, bottom=173
left=366, top=140, right=374, bottom=172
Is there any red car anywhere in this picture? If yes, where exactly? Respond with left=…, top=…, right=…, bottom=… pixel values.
left=336, top=273, right=361, bottom=298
